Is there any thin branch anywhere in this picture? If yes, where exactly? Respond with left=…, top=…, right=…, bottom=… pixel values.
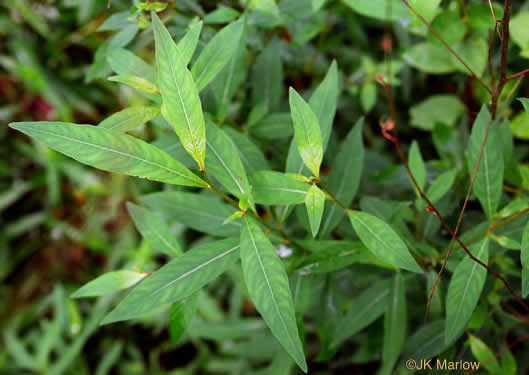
left=401, top=0, right=493, bottom=94
left=506, top=68, right=529, bottom=82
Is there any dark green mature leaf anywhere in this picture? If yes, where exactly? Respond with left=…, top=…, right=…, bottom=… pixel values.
left=248, top=171, right=310, bottom=205
left=152, top=13, right=206, bottom=170
left=404, top=320, right=450, bottom=362
left=347, top=211, right=422, bottom=273
left=445, top=238, right=489, bottom=344
left=304, top=184, right=325, bottom=237
left=252, top=38, right=282, bottom=112
left=107, top=48, right=156, bottom=84
left=289, top=88, right=323, bottom=178
left=466, top=106, right=503, bottom=220
left=320, top=119, right=364, bottom=237
left=381, top=273, right=407, bottom=375
left=127, top=202, right=182, bottom=257
left=141, top=191, right=241, bottom=237
left=8, top=122, right=206, bottom=187
left=205, top=120, right=254, bottom=209
left=102, top=237, right=240, bottom=324
left=521, top=221, right=529, bottom=298
left=224, top=128, right=270, bottom=172
left=192, top=18, right=244, bottom=91
left=99, top=107, right=160, bottom=132
left=240, top=216, right=307, bottom=372
left=409, top=95, right=464, bottom=131
left=332, top=279, right=392, bottom=347
left=71, top=271, right=147, bottom=298
left=169, top=293, right=199, bottom=344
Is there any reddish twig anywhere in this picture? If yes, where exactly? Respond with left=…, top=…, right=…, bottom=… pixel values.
left=506, top=68, right=529, bottom=82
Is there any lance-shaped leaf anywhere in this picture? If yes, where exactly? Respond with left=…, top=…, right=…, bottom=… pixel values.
left=152, top=13, right=206, bottom=170
left=177, top=20, right=203, bottom=66
left=169, top=293, right=199, bottom=343
left=9, top=122, right=207, bottom=187
left=308, top=60, right=339, bottom=150
left=304, top=184, right=325, bottom=237
left=468, top=334, right=501, bottom=374
left=205, top=120, right=254, bottom=210
left=248, top=171, right=310, bottom=205
left=381, top=273, right=407, bottom=375
left=332, top=278, right=392, bottom=347
left=408, top=140, right=426, bottom=193
left=99, top=107, right=161, bottom=132
left=466, top=106, right=503, bottom=220
left=522, top=222, right=529, bottom=297
left=102, top=237, right=240, bottom=324
left=347, top=211, right=422, bottom=273
left=71, top=271, right=147, bottom=298
left=445, top=238, right=489, bottom=344
left=224, top=128, right=270, bottom=172
left=141, top=191, right=241, bottom=237
left=192, top=18, right=244, bottom=91
left=108, top=75, right=160, bottom=95
left=127, top=202, right=182, bottom=257
left=320, top=119, right=364, bottom=237
left=252, top=38, right=282, bottom=112
left=107, top=48, right=156, bottom=84
left=289, top=88, right=323, bottom=178
left=240, top=216, right=307, bottom=372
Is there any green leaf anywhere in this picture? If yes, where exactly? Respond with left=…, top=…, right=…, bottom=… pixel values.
left=204, top=6, right=240, bottom=24
left=177, top=20, right=203, bottom=65
left=224, top=128, right=270, bottom=172
left=169, top=293, right=199, bottom=344
left=9, top=122, right=207, bottom=187
left=510, top=12, right=529, bottom=57
left=407, top=0, right=441, bottom=27
left=192, top=19, right=244, bottom=91
left=205, top=120, right=254, bottom=210
left=360, top=82, right=376, bottom=113
left=320, top=119, right=364, bottom=237
left=248, top=171, right=310, bottom=205
left=102, top=237, right=240, bottom=324
left=468, top=334, right=501, bottom=374
left=289, top=88, right=323, bottom=178
left=347, top=211, right=422, bottom=273
left=332, top=278, right=392, bottom=347
left=152, top=13, right=206, bottom=170
left=416, top=169, right=457, bottom=210
left=410, top=95, right=464, bottom=131
left=466, top=106, right=504, bottom=220
left=107, top=48, right=156, bottom=84
left=107, top=75, right=160, bottom=95
left=404, top=320, right=450, bottom=361
left=252, top=39, right=283, bottom=112
left=127, top=202, right=182, bottom=257
left=408, top=141, right=426, bottom=193
left=342, top=0, right=409, bottom=21
left=240, top=216, right=307, bottom=372
left=380, top=272, right=407, bottom=375
left=141, top=191, right=241, bottom=237
left=404, top=43, right=457, bottom=74
left=521, top=221, right=529, bottom=297
left=71, top=271, right=147, bottom=298
left=308, top=60, right=340, bottom=151
left=445, top=238, right=489, bottom=344
left=304, top=184, right=325, bottom=237
left=98, top=107, right=161, bottom=132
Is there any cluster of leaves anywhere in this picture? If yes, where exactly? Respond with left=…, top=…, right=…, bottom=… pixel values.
left=5, top=0, right=529, bottom=374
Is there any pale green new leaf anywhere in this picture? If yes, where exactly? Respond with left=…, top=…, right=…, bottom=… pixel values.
left=248, top=171, right=310, bottom=205
left=320, top=119, right=364, bottom=237
left=381, top=273, right=407, bottom=375
left=521, top=221, right=529, bottom=297
left=107, top=48, right=156, bottom=83
left=347, top=211, right=422, bottom=273
left=99, top=107, right=161, bottom=132
left=192, top=18, right=244, bottom=91
left=152, top=13, right=206, bottom=169
left=141, top=191, right=241, bottom=237
left=205, top=120, right=254, bottom=210
left=240, top=216, right=307, bottom=372
left=342, top=0, right=409, bottom=21
left=71, top=271, right=147, bottom=298
left=102, top=237, right=240, bottom=324
left=304, top=184, right=325, bottom=237
left=466, top=106, right=503, bottom=220
left=332, top=278, right=392, bottom=347
left=468, top=334, right=501, bottom=374
left=127, top=202, right=182, bottom=257
left=8, top=122, right=206, bottom=187
left=445, top=238, right=489, bottom=344
left=107, top=75, right=160, bottom=95
left=289, top=88, right=323, bottom=178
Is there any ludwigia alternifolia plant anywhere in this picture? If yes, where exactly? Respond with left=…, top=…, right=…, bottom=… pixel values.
left=9, top=0, right=529, bottom=373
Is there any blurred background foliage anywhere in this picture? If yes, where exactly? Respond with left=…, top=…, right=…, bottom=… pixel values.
left=2, top=0, right=529, bottom=374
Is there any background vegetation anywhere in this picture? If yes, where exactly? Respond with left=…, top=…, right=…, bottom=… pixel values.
left=3, top=0, right=529, bottom=374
